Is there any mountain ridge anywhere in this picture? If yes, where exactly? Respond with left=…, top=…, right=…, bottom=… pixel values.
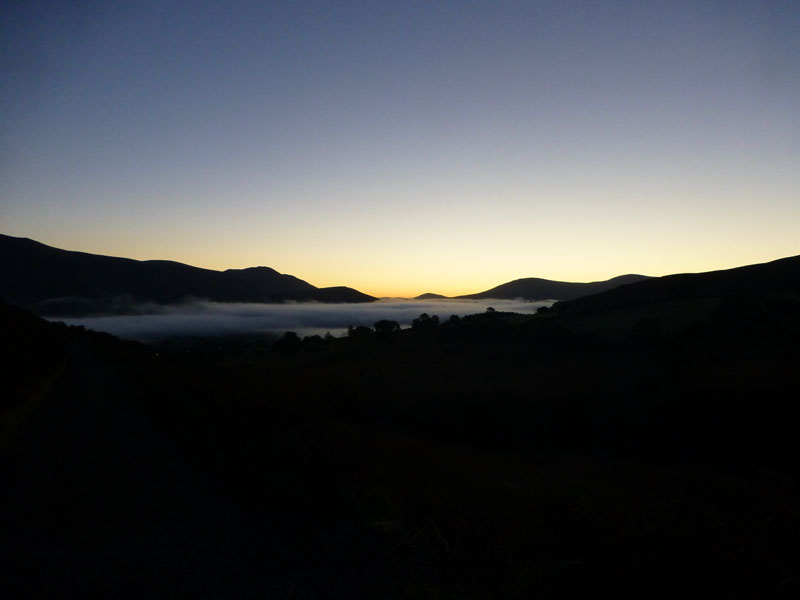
left=0, top=234, right=375, bottom=315
left=456, top=273, right=650, bottom=301
left=553, top=253, right=800, bottom=314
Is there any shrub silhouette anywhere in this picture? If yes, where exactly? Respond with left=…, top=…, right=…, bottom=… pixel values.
left=274, top=331, right=302, bottom=353
left=347, top=325, right=373, bottom=338
left=373, top=319, right=400, bottom=336
left=412, top=313, right=439, bottom=330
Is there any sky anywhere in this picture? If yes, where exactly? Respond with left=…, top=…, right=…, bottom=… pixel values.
left=2, top=1, right=799, bottom=298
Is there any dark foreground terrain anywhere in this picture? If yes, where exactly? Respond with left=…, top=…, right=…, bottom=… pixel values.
left=2, top=267, right=800, bottom=598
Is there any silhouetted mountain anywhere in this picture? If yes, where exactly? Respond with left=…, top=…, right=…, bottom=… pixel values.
left=457, top=274, right=649, bottom=301
left=414, top=292, right=448, bottom=299
left=555, top=254, right=800, bottom=314
left=311, top=286, right=374, bottom=303
left=4, top=255, right=800, bottom=598
left=0, top=234, right=375, bottom=315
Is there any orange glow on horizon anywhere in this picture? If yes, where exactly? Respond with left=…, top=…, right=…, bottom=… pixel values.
left=10, top=229, right=800, bottom=300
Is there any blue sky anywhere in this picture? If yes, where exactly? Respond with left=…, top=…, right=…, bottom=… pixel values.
left=2, top=1, right=799, bottom=296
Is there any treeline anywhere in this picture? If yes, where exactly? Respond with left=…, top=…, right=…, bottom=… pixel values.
left=272, top=309, right=515, bottom=352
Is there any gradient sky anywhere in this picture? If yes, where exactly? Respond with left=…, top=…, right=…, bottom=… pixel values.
left=2, top=1, right=799, bottom=297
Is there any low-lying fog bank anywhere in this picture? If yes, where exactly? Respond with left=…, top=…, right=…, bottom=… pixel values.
left=48, top=298, right=551, bottom=343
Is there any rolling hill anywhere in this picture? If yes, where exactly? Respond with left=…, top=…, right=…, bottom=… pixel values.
left=456, top=274, right=650, bottom=301
left=0, top=234, right=375, bottom=316
left=554, top=254, right=800, bottom=314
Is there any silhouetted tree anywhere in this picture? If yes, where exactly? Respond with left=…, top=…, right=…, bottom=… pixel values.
left=374, top=319, right=400, bottom=336
left=274, top=331, right=302, bottom=353
left=412, top=313, right=439, bottom=330
left=347, top=325, right=373, bottom=338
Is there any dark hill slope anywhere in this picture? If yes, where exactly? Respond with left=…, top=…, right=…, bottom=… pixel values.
left=457, top=274, right=649, bottom=301
left=312, top=286, right=374, bottom=303
left=556, top=254, right=800, bottom=314
left=0, top=234, right=374, bottom=315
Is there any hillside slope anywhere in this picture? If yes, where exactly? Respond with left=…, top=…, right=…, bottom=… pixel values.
left=457, top=274, right=649, bottom=301
left=555, top=254, right=800, bottom=314
left=0, top=234, right=375, bottom=315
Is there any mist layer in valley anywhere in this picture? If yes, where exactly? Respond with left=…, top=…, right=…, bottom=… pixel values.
left=50, top=298, right=551, bottom=342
